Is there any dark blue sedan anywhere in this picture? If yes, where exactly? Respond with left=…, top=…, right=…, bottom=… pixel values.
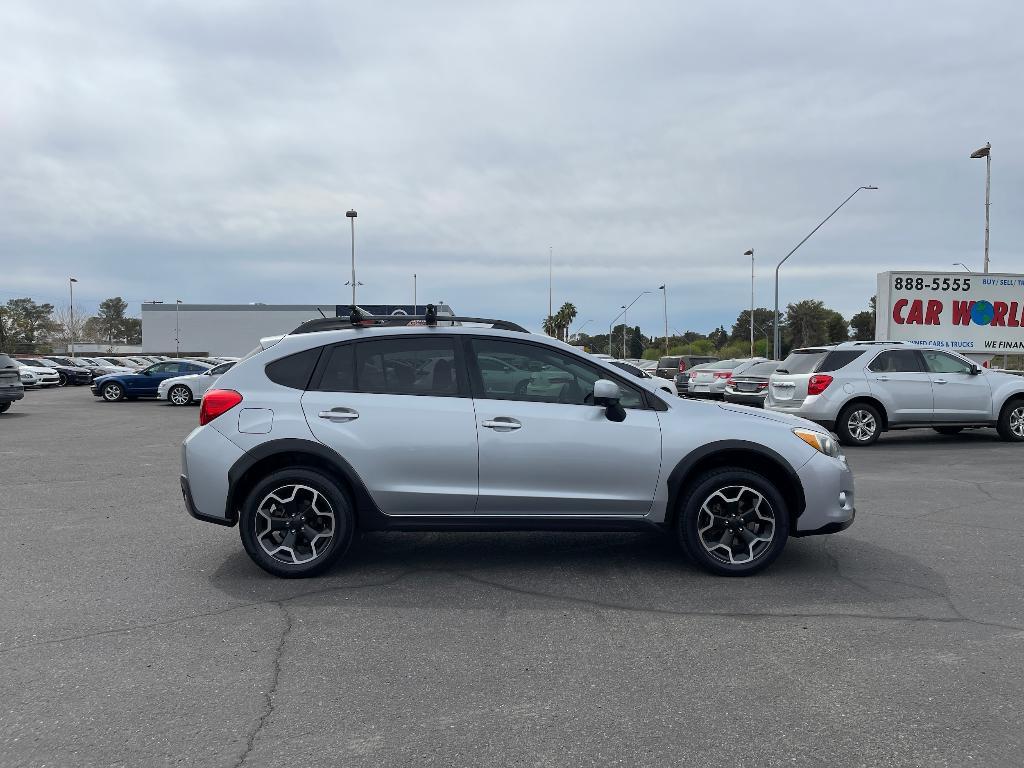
left=91, top=360, right=211, bottom=402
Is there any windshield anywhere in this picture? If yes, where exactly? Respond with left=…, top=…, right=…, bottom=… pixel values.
left=776, top=349, right=828, bottom=374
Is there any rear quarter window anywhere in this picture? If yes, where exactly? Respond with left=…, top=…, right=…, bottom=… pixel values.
left=816, top=350, right=865, bottom=373
left=266, top=347, right=323, bottom=390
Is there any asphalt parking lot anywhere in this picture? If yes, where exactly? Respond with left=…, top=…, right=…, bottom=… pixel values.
left=2, top=386, right=1022, bottom=767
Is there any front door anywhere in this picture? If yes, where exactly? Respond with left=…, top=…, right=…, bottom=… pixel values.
left=920, top=350, right=993, bottom=422
left=301, top=335, right=479, bottom=515
left=467, top=337, right=662, bottom=516
left=865, top=350, right=933, bottom=423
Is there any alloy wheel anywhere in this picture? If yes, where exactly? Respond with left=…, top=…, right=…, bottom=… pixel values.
left=103, top=384, right=122, bottom=401
left=1010, top=406, right=1024, bottom=439
left=696, top=485, right=776, bottom=565
left=847, top=409, right=877, bottom=442
left=169, top=386, right=191, bottom=406
left=255, top=484, right=336, bottom=565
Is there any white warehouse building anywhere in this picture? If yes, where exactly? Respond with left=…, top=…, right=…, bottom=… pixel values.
left=141, top=303, right=451, bottom=357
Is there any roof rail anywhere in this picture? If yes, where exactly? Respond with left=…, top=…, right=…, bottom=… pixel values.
left=851, top=340, right=904, bottom=345
left=290, top=304, right=530, bottom=335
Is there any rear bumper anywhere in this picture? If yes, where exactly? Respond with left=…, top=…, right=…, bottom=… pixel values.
left=0, top=389, right=24, bottom=403
left=181, top=475, right=234, bottom=527
left=181, top=424, right=245, bottom=525
left=723, top=391, right=766, bottom=407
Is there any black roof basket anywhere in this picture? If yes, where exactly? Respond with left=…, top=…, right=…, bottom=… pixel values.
left=290, top=304, right=529, bottom=335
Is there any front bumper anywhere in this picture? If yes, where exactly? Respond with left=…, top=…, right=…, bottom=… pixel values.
left=792, top=451, right=855, bottom=537
left=0, top=388, right=24, bottom=403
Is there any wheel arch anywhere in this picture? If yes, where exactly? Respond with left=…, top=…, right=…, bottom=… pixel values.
left=225, top=438, right=384, bottom=528
left=838, top=396, right=889, bottom=431
left=996, top=391, right=1024, bottom=420
left=665, top=441, right=806, bottom=529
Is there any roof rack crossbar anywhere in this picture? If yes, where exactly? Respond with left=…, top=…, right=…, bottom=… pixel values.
left=290, top=305, right=529, bottom=335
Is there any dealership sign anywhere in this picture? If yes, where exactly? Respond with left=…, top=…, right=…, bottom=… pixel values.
left=876, top=271, right=1024, bottom=352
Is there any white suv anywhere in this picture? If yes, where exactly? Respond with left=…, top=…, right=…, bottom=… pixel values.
left=181, top=308, right=856, bottom=578
left=766, top=341, right=1024, bottom=446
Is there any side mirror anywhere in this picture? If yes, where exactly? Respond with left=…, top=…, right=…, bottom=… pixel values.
left=593, top=379, right=627, bottom=422
left=970, top=364, right=981, bottom=376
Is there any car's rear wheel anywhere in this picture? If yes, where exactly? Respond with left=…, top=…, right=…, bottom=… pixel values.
left=168, top=384, right=193, bottom=406
left=676, top=468, right=790, bottom=576
left=0, top=402, right=10, bottom=414
left=239, top=468, right=355, bottom=578
left=57, top=372, right=68, bottom=387
left=997, top=399, right=1024, bottom=442
left=933, top=426, right=963, bottom=436
left=101, top=382, right=124, bottom=402
left=836, top=403, right=882, bottom=446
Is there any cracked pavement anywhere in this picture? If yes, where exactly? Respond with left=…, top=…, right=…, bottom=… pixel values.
left=1, top=387, right=1022, bottom=767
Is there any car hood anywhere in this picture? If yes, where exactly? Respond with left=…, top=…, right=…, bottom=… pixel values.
left=21, top=366, right=57, bottom=374
left=716, top=401, right=823, bottom=430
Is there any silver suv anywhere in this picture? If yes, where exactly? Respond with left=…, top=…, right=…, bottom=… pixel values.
left=180, top=309, right=855, bottom=578
left=766, top=341, right=1024, bottom=446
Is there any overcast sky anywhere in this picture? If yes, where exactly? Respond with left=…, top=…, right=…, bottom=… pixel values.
left=2, top=1, right=1022, bottom=335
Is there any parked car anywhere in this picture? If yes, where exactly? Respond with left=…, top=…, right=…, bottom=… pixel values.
left=68, top=357, right=135, bottom=376
left=18, top=357, right=92, bottom=387
left=0, top=354, right=25, bottom=413
left=182, top=309, right=854, bottom=578
left=158, top=361, right=237, bottom=406
left=676, top=362, right=714, bottom=394
left=765, top=341, right=1024, bottom=446
left=17, top=362, right=59, bottom=388
left=688, top=358, right=769, bottom=399
left=724, top=360, right=780, bottom=407
left=657, top=354, right=720, bottom=380
left=609, top=360, right=678, bottom=396
left=91, top=360, right=212, bottom=401
left=96, top=356, right=141, bottom=370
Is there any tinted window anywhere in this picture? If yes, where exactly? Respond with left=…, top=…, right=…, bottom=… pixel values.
left=921, top=350, right=973, bottom=374
left=354, top=337, right=459, bottom=396
left=658, top=357, right=681, bottom=369
left=777, top=350, right=827, bottom=374
left=470, top=338, right=644, bottom=408
left=315, top=344, right=354, bottom=392
left=267, top=347, right=322, bottom=390
left=182, top=363, right=208, bottom=373
left=816, top=350, right=865, bottom=373
left=869, top=350, right=924, bottom=373
left=610, top=361, right=646, bottom=378
left=209, top=362, right=235, bottom=375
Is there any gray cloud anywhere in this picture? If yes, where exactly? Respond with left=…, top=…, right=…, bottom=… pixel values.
left=1, top=0, right=1022, bottom=333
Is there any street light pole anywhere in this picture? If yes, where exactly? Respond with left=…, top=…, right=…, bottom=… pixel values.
left=413, top=273, right=417, bottom=314
left=570, top=319, right=593, bottom=341
left=175, top=299, right=182, bottom=357
left=773, top=186, right=877, bottom=358
left=659, top=285, right=668, bottom=355
left=69, top=277, right=78, bottom=357
left=970, top=143, right=991, bottom=273
left=548, top=246, right=553, bottom=333
left=953, top=262, right=972, bottom=272
left=346, top=209, right=358, bottom=306
left=744, top=250, right=754, bottom=357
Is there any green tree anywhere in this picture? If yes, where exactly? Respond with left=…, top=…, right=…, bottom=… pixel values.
left=3, top=298, right=57, bottom=350
left=826, top=310, right=849, bottom=343
left=122, top=318, right=142, bottom=345
left=849, top=296, right=877, bottom=340
left=554, top=302, right=578, bottom=341
left=730, top=308, right=778, bottom=342
left=97, top=297, right=129, bottom=343
left=708, top=326, right=729, bottom=350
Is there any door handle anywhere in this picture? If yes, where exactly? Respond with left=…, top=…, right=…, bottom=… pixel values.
left=318, top=407, right=359, bottom=423
left=481, top=417, right=522, bottom=431
left=933, top=379, right=947, bottom=385
left=875, top=375, right=890, bottom=381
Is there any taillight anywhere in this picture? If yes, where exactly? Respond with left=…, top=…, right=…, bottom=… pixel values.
left=756, top=382, right=769, bottom=390
left=678, top=361, right=687, bottom=372
left=713, top=371, right=732, bottom=380
left=807, top=374, right=833, bottom=396
left=200, top=389, right=243, bottom=425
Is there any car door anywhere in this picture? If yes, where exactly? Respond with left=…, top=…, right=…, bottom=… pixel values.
left=301, top=335, right=479, bottom=515
left=865, top=350, right=933, bottom=423
left=467, top=337, right=663, bottom=517
left=920, top=350, right=992, bottom=422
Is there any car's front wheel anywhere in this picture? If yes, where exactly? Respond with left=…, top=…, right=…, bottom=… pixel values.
left=0, top=402, right=10, bottom=414
left=168, top=384, right=193, bottom=406
left=997, top=399, right=1024, bottom=442
left=57, top=372, right=68, bottom=387
left=676, top=468, right=790, bottom=576
left=101, top=382, right=124, bottom=402
left=836, top=402, right=882, bottom=446
left=239, top=469, right=355, bottom=578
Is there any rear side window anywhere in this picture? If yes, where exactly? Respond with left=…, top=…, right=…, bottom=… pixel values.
left=869, top=350, right=925, bottom=373
left=354, top=337, right=460, bottom=396
left=816, top=350, right=865, bottom=373
left=658, top=357, right=680, bottom=369
left=777, top=350, right=827, bottom=374
left=266, top=347, right=322, bottom=390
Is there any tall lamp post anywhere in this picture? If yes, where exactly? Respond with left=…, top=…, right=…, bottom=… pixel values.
left=68, top=277, right=78, bottom=357
left=773, top=186, right=877, bottom=358
left=953, top=262, right=972, bottom=272
left=970, top=143, right=991, bottom=273
left=658, top=285, right=668, bottom=354
left=744, top=250, right=754, bottom=357
left=175, top=299, right=182, bottom=357
left=346, top=209, right=358, bottom=306
left=413, top=273, right=417, bottom=314
left=613, top=290, right=651, bottom=358
left=570, top=319, right=593, bottom=341
left=548, top=245, right=553, bottom=334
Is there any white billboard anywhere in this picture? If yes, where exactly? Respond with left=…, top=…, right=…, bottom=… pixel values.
left=876, top=271, right=1024, bottom=354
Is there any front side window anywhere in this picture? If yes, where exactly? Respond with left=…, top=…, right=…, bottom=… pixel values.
left=209, top=362, right=235, bottom=375
left=469, top=338, right=645, bottom=408
left=921, top=350, right=973, bottom=375
left=354, top=337, right=460, bottom=396
left=869, top=350, right=925, bottom=373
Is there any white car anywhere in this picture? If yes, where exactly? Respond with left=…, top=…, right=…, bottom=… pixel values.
left=18, top=363, right=59, bottom=388
left=74, top=357, right=135, bottom=375
left=609, top=360, right=679, bottom=396
left=158, top=361, right=236, bottom=406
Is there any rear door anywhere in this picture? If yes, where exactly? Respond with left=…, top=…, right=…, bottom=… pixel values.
left=301, top=335, right=479, bottom=515
left=865, top=350, right=933, bottom=422
left=921, top=350, right=992, bottom=422
left=467, top=337, right=662, bottom=516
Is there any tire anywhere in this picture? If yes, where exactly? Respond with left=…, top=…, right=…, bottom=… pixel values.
left=58, top=373, right=68, bottom=387
left=933, top=426, right=963, bottom=436
left=101, top=382, right=125, bottom=402
left=996, top=399, right=1024, bottom=442
left=239, top=468, right=355, bottom=578
left=168, top=384, right=193, bottom=406
left=0, top=402, right=10, bottom=414
left=676, top=467, right=790, bottom=576
left=836, top=402, right=882, bottom=446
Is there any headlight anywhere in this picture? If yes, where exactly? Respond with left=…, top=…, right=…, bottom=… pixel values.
left=793, top=428, right=841, bottom=458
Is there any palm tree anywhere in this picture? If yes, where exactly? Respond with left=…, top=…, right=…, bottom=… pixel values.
left=555, top=302, right=577, bottom=341
left=542, top=315, right=558, bottom=337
